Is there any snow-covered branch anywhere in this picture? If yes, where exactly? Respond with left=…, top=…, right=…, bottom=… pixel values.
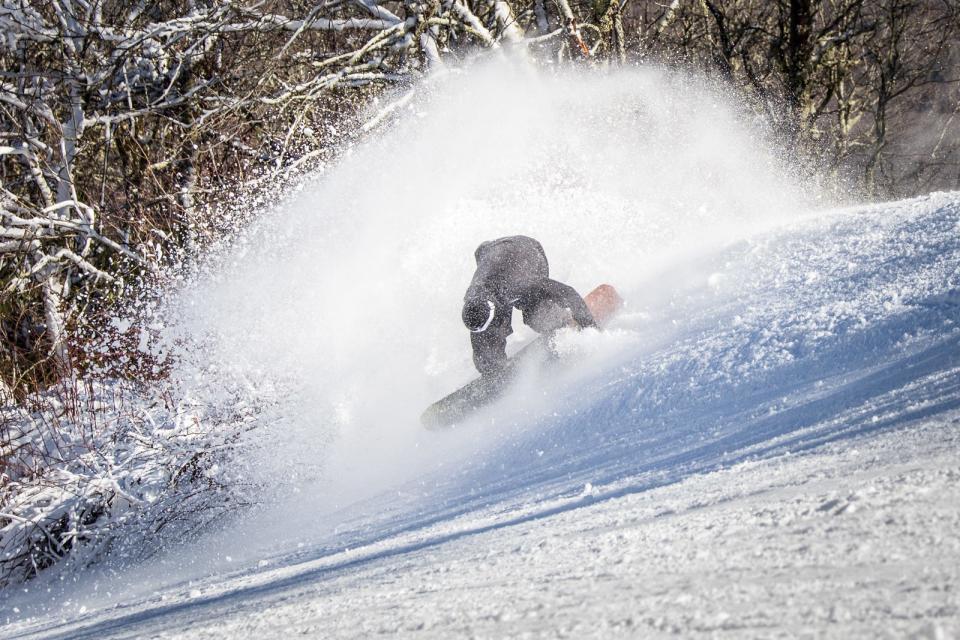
left=0, top=379, right=260, bottom=587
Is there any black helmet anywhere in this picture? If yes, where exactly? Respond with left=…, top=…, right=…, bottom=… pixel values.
left=462, top=298, right=495, bottom=333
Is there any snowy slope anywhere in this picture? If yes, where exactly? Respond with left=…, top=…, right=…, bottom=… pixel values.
left=4, top=191, right=959, bottom=639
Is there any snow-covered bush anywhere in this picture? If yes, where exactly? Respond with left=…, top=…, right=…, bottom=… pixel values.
left=0, top=378, right=259, bottom=587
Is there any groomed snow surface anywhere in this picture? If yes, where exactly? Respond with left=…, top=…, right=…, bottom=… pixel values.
left=4, top=189, right=960, bottom=638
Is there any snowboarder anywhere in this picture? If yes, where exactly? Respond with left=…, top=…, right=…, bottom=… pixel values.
left=462, top=235, right=596, bottom=377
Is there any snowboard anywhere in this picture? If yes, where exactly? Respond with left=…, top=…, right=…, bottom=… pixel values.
left=421, top=284, right=623, bottom=430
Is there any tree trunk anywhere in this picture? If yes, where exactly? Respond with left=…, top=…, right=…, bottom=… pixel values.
left=785, top=0, right=813, bottom=135
left=40, top=272, right=70, bottom=377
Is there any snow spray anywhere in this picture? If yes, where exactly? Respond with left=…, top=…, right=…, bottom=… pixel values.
left=160, top=58, right=828, bottom=567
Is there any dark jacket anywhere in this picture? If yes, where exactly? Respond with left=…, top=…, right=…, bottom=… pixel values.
left=463, top=236, right=595, bottom=375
